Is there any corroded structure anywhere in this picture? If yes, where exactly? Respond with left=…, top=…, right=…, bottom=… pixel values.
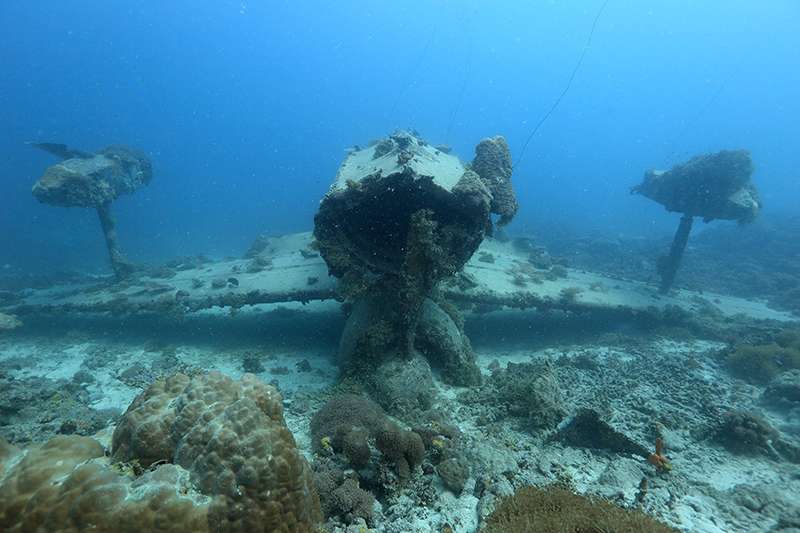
left=30, top=143, right=153, bottom=280
left=313, top=131, right=517, bottom=410
left=633, top=150, right=760, bottom=292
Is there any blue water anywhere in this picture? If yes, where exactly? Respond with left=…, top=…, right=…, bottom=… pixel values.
left=1, top=0, right=798, bottom=274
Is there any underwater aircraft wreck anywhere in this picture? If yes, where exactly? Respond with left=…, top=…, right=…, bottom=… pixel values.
left=633, top=149, right=761, bottom=293
left=29, top=142, right=153, bottom=280
left=2, top=132, right=798, bottom=533
left=5, top=134, right=791, bottom=330
left=312, top=131, right=517, bottom=408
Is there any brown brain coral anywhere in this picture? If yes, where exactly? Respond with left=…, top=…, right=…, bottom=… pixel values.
left=0, top=436, right=210, bottom=533
left=0, top=371, right=321, bottom=533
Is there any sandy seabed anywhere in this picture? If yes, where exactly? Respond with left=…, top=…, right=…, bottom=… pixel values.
left=1, top=301, right=799, bottom=533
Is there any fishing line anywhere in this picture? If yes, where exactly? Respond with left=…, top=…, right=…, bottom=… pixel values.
left=445, top=12, right=474, bottom=142
left=387, top=13, right=439, bottom=125
left=514, top=0, right=610, bottom=168
left=663, top=79, right=728, bottom=165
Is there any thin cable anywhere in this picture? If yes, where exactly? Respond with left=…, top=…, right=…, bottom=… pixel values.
left=445, top=16, right=474, bottom=142
left=515, top=0, right=610, bottom=168
left=663, top=79, right=727, bottom=165
left=387, top=18, right=439, bottom=125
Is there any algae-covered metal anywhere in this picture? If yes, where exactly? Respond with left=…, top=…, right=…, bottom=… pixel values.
left=30, top=143, right=153, bottom=280
left=633, top=150, right=761, bottom=293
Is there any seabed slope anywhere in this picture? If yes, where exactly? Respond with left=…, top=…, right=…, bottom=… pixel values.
left=1, top=235, right=798, bottom=532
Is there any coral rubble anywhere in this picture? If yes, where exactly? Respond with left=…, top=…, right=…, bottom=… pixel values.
left=463, top=360, right=566, bottom=431
left=0, top=373, right=116, bottom=445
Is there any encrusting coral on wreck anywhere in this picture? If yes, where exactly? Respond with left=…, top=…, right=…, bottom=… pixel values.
left=29, top=142, right=153, bottom=280
left=470, top=136, right=518, bottom=226
left=0, top=371, right=321, bottom=533
left=632, top=149, right=760, bottom=293
left=313, top=130, right=517, bottom=413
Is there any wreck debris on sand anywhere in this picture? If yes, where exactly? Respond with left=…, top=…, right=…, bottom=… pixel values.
left=632, top=149, right=760, bottom=293
left=30, top=143, right=153, bottom=280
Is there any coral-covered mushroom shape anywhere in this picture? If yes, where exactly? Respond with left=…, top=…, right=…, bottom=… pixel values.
left=30, top=142, right=153, bottom=280
left=632, top=149, right=760, bottom=293
left=313, top=131, right=518, bottom=409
